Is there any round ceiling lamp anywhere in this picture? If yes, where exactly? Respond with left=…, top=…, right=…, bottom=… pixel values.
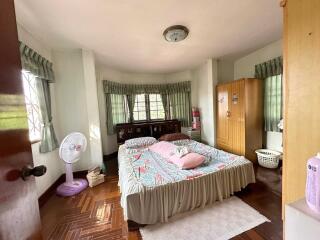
left=163, top=25, right=189, bottom=42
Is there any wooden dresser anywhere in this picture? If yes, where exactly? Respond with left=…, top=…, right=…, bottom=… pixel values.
left=216, top=78, right=263, bottom=162
left=115, top=120, right=181, bottom=145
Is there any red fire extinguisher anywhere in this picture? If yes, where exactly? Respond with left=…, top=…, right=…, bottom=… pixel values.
left=192, top=107, right=201, bottom=130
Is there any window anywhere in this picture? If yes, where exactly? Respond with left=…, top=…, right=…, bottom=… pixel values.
left=22, top=71, right=42, bottom=142
left=149, top=94, right=165, bottom=120
left=133, top=94, right=147, bottom=121
left=133, top=94, right=165, bottom=121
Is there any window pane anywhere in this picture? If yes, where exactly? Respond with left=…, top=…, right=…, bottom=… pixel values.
left=149, top=94, right=157, bottom=101
left=157, top=103, right=164, bottom=109
left=22, top=71, right=42, bottom=142
left=158, top=112, right=165, bottom=119
left=133, top=93, right=165, bottom=121
left=139, top=112, right=146, bottom=120
left=139, top=101, right=146, bottom=107
left=150, top=102, right=157, bottom=110
left=133, top=112, right=139, bottom=120
left=137, top=94, right=145, bottom=102
left=133, top=94, right=147, bottom=121
left=149, top=94, right=165, bottom=120
left=136, top=106, right=145, bottom=112
left=150, top=111, right=157, bottom=119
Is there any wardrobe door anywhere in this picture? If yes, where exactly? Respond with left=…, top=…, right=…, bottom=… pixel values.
left=229, top=80, right=245, bottom=156
left=283, top=0, right=320, bottom=209
left=216, top=84, right=231, bottom=151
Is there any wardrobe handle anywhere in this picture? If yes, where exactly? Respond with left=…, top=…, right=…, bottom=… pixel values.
left=226, top=111, right=231, bottom=118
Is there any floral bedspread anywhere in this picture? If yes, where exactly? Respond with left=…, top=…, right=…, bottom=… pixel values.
left=126, top=140, right=244, bottom=187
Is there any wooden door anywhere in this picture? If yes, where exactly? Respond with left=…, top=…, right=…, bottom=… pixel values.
left=216, top=84, right=231, bottom=151
left=229, top=80, right=245, bottom=156
left=0, top=0, right=42, bottom=239
left=283, top=0, right=320, bottom=210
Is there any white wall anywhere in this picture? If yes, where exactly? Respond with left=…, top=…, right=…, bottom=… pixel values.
left=234, top=40, right=282, bottom=79
left=234, top=39, right=283, bottom=152
left=53, top=50, right=103, bottom=171
left=96, top=67, right=196, bottom=155
left=18, top=24, right=104, bottom=195
left=192, top=59, right=218, bottom=146
left=17, top=24, right=63, bottom=197
left=218, top=59, right=234, bottom=83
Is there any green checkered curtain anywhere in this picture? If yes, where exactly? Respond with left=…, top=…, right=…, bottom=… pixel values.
left=264, top=75, right=282, bottom=132
left=19, top=42, right=58, bottom=152
left=19, top=42, right=55, bottom=82
left=103, top=80, right=192, bottom=130
left=36, top=78, right=59, bottom=152
left=169, top=92, right=191, bottom=127
left=255, top=56, right=283, bottom=132
left=126, top=94, right=136, bottom=123
left=161, top=93, right=169, bottom=119
left=255, top=56, right=282, bottom=80
left=106, top=94, right=128, bottom=135
left=103, top=80, right=191, bottom=95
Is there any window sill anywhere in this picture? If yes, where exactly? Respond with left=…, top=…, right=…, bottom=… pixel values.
left=132, top=119, right=165, bottom=123
left=31, top=140, right=41, bottom=145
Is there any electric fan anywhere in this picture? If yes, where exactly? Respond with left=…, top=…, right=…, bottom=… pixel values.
left=56, top=132, right=88, bottom=197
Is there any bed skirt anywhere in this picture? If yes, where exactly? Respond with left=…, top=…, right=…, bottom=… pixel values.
left=118, top=147, right=256, bottom=225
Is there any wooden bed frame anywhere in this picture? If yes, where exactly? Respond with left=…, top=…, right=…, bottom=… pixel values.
left=115, top=119, right=181, bottom=145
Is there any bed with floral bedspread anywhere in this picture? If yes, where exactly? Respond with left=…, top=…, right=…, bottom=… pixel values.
left=118, top=139, right=255, bottom=225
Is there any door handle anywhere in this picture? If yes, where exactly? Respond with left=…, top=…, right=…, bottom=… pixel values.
left=226, top=111, right=231, bottom=118
left=21, top=165, right=47, bottom=181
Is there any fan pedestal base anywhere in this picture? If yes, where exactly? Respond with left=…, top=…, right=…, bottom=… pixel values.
left=56, top=179, right=88, bottom=197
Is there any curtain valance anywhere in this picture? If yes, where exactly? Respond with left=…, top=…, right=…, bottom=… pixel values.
left=103, top=80, right=191, bottom=95
left=19, top=42, right=55, bottom=82
left=254, top=56, right=283, bottom=79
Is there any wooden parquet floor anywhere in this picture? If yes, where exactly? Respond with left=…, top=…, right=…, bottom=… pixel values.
left=40, top=161, right=282, bottom=240
left=40, top=175, right=137, bottom=240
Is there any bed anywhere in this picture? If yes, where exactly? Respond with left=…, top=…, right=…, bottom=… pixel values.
left=118, top=139, right=255, bottom=226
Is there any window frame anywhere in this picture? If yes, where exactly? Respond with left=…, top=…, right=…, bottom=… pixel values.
left=133, top=94, right=148, bottom=121
left=133, top=93, right=165, bottom=122
left=148, top=94, right=165, bottom=120
left=21, top=70, right=42, bottom=143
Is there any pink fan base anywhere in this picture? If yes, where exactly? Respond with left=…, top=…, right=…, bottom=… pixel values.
left=56, top=179, right=88, bottom=197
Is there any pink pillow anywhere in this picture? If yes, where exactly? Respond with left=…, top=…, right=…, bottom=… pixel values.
left=148, top=141, right=177, bottom=159
left=169, top=153, right=205, bottom=169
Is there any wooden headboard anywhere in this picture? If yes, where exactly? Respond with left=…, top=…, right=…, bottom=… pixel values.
left=115, top=120, right=181, bottom=144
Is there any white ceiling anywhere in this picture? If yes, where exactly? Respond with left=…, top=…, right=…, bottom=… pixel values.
left=14, top=0, right=282, bottom=73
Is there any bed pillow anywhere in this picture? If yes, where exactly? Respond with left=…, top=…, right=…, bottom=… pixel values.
left=159, top=133, right=190, bottom=141
left=169, top=152, right=205, bottom=169
left=148, top=141, right=177, bottom=159
left=125, top=137, right=158, bottom=148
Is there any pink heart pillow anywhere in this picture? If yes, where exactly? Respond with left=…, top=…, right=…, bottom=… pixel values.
left=169, top=153, right=205, bottom=169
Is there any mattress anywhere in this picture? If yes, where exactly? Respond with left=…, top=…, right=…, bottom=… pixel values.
left=118, top=140, right=255, bottom=224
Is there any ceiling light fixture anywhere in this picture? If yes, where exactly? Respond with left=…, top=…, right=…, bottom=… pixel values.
left=163, top=25, right=189, bottom=42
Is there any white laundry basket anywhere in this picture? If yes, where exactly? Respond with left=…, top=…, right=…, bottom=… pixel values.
left=255, top=149, right=282, bottom=169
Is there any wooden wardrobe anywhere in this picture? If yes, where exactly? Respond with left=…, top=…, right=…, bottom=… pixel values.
left=216, top=78, right=263, bottom=162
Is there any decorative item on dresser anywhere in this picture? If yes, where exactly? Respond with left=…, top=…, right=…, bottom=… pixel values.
left=216, top=78, right=263, bottom=162
left=115, top=119, right=181, bottom=144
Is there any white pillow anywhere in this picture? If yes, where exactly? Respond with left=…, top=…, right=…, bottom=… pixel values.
left=125, top=137, right=158, bottom=148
